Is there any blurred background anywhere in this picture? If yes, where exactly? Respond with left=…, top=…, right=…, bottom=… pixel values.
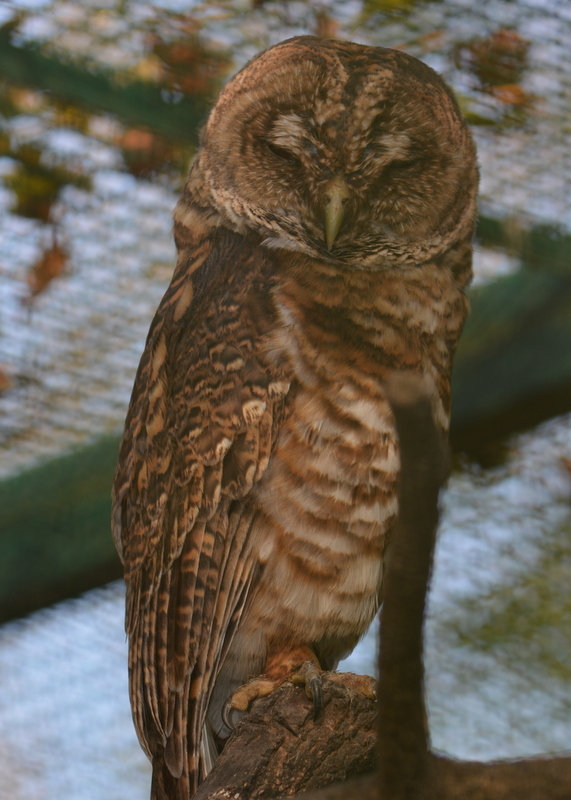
left=0, top=0, right=570, bottom=798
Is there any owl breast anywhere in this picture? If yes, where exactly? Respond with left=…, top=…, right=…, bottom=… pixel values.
left=241, top=248, right=461, bottom=658
left=252, top=371, right=398, bottom=648
left=236, top=254, right=450, bottom=665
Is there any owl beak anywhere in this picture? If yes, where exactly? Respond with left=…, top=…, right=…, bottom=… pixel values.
left=324, top=176, right=350, bottom=250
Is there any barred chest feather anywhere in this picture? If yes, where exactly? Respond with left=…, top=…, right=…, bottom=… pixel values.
left=246, top=256, right=461, bottom=650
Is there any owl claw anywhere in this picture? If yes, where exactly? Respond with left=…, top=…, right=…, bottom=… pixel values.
left=309, top=676, right=323, bottom=720
left=221, top=699, right=237, bottom=732
left=290, top=660, right=324, bottom=720
left=222, top=677, right=278, bottom=732
left=222, top=660, right=325, bottom=732
left=222, top=666, right=375, bottom=735
left=292, top=666, right=377, bottom=720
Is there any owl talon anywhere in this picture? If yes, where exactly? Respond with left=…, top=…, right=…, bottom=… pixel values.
left=290, top=660, right=324, bottom=719
left=221, top=699, right=237, bottom=732
left=223, top=677, right=278, bottom=731
left=309, top=676, right=323, bottom=720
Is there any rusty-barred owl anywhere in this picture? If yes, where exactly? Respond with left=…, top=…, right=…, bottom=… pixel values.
left=112, top=35, right=478, bottom=800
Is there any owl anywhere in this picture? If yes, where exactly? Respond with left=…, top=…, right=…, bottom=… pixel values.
left=112, top=35, right=477, bottom=800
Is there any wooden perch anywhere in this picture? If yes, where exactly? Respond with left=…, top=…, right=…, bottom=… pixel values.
left=193, top=678, right=377, bottom=799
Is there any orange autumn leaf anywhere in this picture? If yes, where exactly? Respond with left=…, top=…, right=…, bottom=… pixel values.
left=489, top=83, right=532, bottom=106
left=0, top=367, right=11, bottom=394
left=455, top=28, right=530, bottom=88
left=314, top=10, right=340, bottom=40
left=25, top=240, right=68, bottom=300
left=152, top=34, right=229, bottom=96
left=414, top=30, right=447, bottom=52
left=119, top=128, right=180, bottom=177
left=121, top=128, right=157, bottom=151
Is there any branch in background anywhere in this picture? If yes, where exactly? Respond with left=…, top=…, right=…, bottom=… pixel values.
left=377, top=374, right=448, bottom=800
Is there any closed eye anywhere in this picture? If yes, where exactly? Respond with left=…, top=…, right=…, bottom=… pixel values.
left=380, top=157, right=424, bottom=183
left=265, top=139, right=301, bottom=164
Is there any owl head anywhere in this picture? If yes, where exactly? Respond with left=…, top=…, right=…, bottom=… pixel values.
left=184, top=36, right=478, bottom=270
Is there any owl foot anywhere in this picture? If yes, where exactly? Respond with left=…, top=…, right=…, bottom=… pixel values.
left=324, top=671, right=377, bottom=701
left=221, top=667, right=376, bottom=731
left=291, top=668, right=376, bottom=718
left=222, top=645, right=323, bottom=730
left=222, top=677, right=279, bottom=730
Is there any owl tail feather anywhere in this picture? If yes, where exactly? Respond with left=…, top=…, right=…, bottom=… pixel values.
left=151, top=726, right=217, bottom=800
left=151, top=760, right=191, bottom=800
left=200, top=721, right=219, bottom=777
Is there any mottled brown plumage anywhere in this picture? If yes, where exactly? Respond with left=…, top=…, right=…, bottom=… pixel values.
left=112, top=35, right=478, bottom=799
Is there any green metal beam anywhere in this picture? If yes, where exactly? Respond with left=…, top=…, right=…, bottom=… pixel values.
left=0, top=24, right=209, bottom=142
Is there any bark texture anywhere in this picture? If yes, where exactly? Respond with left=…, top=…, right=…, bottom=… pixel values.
left=193, top=679, right=377, bottom=800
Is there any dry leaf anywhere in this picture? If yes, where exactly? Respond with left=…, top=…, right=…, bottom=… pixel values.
left=25, top=239, right=68, bottom=301
left=314, top=10, right=340, bottom=40
left=0, top=367, right=11, bottom=394
left=490, top=83, right=532, bottom=107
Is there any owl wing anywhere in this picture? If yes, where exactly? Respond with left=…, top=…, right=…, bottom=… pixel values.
left=112, top=226, right=290, bottom=797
